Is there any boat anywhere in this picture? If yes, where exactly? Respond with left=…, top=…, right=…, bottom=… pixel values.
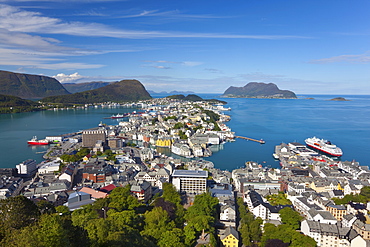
left=27, top=136, right=50, bottom=145
left=305, top=137, right=343, bottom=157
left=104, top=113, right=126, bottom=119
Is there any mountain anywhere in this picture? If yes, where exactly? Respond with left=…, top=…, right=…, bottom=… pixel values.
left=0, top=94, right=41, bottom=114
left=166, top=94, right=227, bottom=104
left=222, top=82, right=297, bottom=99
left=41, top=79, right=152, bottom=104
left=62, top=81, right=115, bottom=93
left=0, top=70, right=69, bottom=99
left=148, top=90, right=195, bottom=95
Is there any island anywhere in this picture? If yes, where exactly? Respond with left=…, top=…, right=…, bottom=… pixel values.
left=221, top=82, right=297, bottom=99
left=330, top=97, right=350, bottom=101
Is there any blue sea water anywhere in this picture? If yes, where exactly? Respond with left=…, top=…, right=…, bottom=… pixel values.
left=0, top=94, right=369, bottom=171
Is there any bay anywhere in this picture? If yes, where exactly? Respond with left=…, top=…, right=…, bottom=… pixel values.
left=0, top=94, right=369, bottom=171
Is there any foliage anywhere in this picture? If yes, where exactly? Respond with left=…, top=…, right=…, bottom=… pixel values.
left=332, top=193, right=367, bottom=205
left=266, top=192, right=292, bottom=206
left=108, top=185, right=141, bottom=211
left=0, top=196, right=40, bottom=232
left=184, top=193, right=219, bottom=246
left=237, top=197, right=263, bottom=246
left=261, top=223, right=316, bottom=247
left=279, top=207, right=303, bottom=230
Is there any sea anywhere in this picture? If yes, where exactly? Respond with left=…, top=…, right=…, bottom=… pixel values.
left=0, top=94, right=369, bottom=171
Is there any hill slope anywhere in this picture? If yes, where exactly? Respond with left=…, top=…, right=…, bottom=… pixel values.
left=0, top=94, right=41, bottom=113
left=62, top=81, right=115, bottom=93
left=42, top=80, right=152, bottom=103
left=222, top=82, right=297, bottom=99
left=0, top=70, right=69, bottom=99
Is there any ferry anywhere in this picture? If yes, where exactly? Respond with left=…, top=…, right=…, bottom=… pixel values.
left=305, top=137, right=343, bottom=157
left=27, top=136, right=50, bottom=145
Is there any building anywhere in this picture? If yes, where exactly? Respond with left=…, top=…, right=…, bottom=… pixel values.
left=16, top=159, right=37, bottom=177
left=82, top=129, right=106, bottom=148
left=38, top=160, right=60, bottom=174
left=301, top=220, right=354, bottom=247
left=172, top=170, right=208, bottom=195
left=325, top=204, right=347, bottom=221
left=219, top=226, right=239, bottom=247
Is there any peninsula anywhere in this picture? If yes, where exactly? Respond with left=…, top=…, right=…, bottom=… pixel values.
left=221, top=82, right=297, bottom=99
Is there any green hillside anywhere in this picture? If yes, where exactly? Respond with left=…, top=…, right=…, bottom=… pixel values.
left=41, top=79, right=152, bottom=104
left=0, top=94, right=41, bottom=114
left=62, top=81, right=114, bottom=93
left=0, top=70, right=69, bottom=99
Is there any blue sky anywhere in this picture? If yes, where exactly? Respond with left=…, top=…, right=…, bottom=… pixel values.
left=0, top=0, right=369, bottom=94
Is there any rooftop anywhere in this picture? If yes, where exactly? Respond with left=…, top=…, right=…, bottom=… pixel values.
left=172, top=169, right=208, bottom=178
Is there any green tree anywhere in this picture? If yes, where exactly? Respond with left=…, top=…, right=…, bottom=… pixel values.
left=157, top=228, right=185, bottom=247
left=279, top=207, right=303, bottom=230
left=0, top=195, right=40, bottom=239
left=108, top=185, right=140, bottom=211
left=141, top=207, right=175, bottom=242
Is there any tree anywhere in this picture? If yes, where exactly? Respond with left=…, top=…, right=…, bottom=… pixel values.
left=141, top=207, right=175, bottom=242
left=108, top=186, right=140, bottom=211
left=36, top=199, right=56, bottom=214
left=279, top=207, right=303, bottom=230
left=157, top=228, right=185, bottom=247
left=0, top=196, right=40, bottom=233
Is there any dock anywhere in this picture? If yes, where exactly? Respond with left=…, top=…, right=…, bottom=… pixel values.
left=235, top=136, right=265, bottom=144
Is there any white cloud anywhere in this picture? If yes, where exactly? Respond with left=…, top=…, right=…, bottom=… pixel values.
left=53, top=72, right=86, bottom=83
left=0, top=4, right=309, bottom=40
left=310, top=52, right=370, bottom=64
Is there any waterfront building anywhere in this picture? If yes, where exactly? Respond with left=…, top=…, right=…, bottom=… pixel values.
left=172, top=169, right=207, bottom=195
left=82, top=129, right=106, bottom=148
left=16, top=159, right=37, bottom=177
left=0, top=168, right=18, bottom=177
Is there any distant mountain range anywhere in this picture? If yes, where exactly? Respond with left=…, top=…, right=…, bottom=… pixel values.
left=62, top=81, right=115, bottom=93
left=148, top=90, right=195, bottom=95
left=222, top=82, right=297, bottom=99
left=42, top=80, right=152, bottom=104
left=0, top=70, right=69, bottom=99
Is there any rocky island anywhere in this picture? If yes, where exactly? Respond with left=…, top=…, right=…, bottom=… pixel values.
left=221, top=82, right=297, bottom=99
left=329, top=97, right=349, bottom=101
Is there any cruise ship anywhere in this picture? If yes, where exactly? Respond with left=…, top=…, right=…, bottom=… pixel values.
left=305, top=137, right=343, bottom=157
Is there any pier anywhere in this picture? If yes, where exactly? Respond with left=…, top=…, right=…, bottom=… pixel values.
left=235, top=136, right=265, bottom=144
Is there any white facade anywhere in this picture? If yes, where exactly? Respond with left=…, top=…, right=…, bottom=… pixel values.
left=16, top=159, right=37, bottom=176
left=172, top=170, right=207, bottom=194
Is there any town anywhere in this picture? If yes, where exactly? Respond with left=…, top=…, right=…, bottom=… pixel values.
left=1, top=98, right=370, bottom=247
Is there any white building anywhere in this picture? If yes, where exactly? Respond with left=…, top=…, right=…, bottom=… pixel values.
left=16, top=159, right=37, bottom=177
left=38, top=160, right=60, bottom=174
left=172, top=170, right=208, bottom=195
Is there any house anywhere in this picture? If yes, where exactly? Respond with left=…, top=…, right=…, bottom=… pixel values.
left=65, top=191, right=94, bottom=211
left=219, top=226, right=239, bottom=247
left=79, top=187, right=108, bottom=199
left=131, top=181, right=152, bottom=202
left=301, top=220, right=354, bottom=247
left=220, top=204, right=236, bottom=221
left=325, top=204, right=347, bottom=221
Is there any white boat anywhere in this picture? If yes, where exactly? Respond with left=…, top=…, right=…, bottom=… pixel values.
left=305, top=137, right=343, bottom=157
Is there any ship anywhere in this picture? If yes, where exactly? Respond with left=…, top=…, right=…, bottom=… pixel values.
left=305, top=137, right=343, bottom=157
left=104, top=113, right=127, bottom=119
left=27, top=136, right=50, bottom=145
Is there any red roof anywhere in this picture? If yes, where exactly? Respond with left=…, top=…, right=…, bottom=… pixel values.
left=100, top=184, right=116, bottom=193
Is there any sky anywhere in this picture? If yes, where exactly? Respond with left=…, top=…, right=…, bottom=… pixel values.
left=0, top=0, right=369, bottom=94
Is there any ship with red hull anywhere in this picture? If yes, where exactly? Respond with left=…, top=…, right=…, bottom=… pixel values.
left=305, top=137, right=343, bottom=157
left=27, top=136, right=50, bottom=145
